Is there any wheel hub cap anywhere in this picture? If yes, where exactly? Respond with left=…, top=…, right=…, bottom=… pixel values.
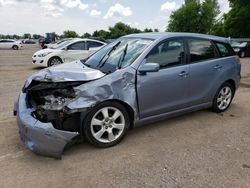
left=90, top=107, right=125, bottom=143
left=217, top=86, right=232, bottom=110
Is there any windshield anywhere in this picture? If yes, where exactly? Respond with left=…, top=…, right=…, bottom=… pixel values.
left=83, top=38, right=153, bottom=74
left=52, top=40, right=72, bottom=49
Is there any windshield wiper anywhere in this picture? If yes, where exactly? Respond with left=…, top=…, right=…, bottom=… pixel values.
left=117, top=44, right=128, bottom=69
left=97, top=41, right=121, bottom=68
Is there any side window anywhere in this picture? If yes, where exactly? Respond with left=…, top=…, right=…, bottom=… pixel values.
left=87, top=41, right=104, bottom=48
left=68, top=42, right=85, bottom=50
left=188, top=39, right=216, bottom=63
left=215, top=42, right=235, bottom=57
left=146, top=39, right=185, bottom=68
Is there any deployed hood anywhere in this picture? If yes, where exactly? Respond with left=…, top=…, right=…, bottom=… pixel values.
left=24, top=60, right=106, bottom=88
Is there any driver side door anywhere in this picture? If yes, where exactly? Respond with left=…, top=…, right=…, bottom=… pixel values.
left=137, top=38, right=190, bottom=119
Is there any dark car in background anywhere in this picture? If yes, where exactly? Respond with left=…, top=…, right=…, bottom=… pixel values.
left=39, top=38, right=52, bottom=48
left=22, top=39, right=36, bottom=44
left=232, top=42, right=250, bottom=58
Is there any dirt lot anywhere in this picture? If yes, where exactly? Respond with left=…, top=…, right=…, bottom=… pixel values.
left=0, top=45, right=250, bottom=188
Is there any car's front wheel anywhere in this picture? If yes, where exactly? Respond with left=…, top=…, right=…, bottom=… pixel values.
left=83, top=101, right=130, bottom=148
left=212, top=82, right=235, bottom=113
left=48, top=57, right=62, bottom=67
left=12, top=45, right=18, bottom=50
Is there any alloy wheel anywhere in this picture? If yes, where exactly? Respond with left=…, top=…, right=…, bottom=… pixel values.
left=90, top=107, right=125, bottom=143
left=50, top=58, right=62, bottom=66
left=217, top=86, right=232, bottom=111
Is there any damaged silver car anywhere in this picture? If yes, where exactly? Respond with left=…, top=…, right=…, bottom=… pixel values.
left=14, top=33, right=241, bottom=158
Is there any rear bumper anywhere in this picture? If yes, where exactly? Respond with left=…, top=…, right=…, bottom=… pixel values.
left=14, top=92, right=78, bottom=159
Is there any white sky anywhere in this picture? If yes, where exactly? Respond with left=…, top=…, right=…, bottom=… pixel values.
left=0, top=0, right=230, bottom=35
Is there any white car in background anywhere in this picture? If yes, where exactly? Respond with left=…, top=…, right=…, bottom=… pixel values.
left=0, top=39, right=23, bottom=50
left=32, top=38, right=106, bottom=67
left=43, top=38, right=74, bottom=49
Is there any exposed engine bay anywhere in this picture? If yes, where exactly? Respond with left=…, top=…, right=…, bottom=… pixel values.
left=25, top=81, right=85, bottom=132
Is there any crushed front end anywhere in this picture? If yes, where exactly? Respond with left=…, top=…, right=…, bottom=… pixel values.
left=13, top=61, right=138, bottom=159
left=14, top=81, right=85, bottom=159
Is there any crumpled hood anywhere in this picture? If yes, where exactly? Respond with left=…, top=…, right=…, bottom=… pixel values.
left=24, top=60, right=106, bottom=88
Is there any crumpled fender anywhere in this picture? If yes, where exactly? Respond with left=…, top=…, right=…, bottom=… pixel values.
left=67, top=67, right=138, bottom=119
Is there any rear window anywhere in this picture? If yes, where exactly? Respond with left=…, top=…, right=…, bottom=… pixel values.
left=214, top=42, right=235, bottom=57
left=87, top=41, right=104, bottom=48
left=188, top=39, right=217, bottom=63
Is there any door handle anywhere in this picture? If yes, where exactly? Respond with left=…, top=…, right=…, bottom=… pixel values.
left=178, top=71, right=188, bottom=77
left=214, top=65, right=223, bottom=70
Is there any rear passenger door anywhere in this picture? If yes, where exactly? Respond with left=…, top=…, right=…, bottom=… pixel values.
left=0, top=40, right=11, bottom=48
left=187, top=38, right=222, bottom=106
left=86, top=41, right=105, bottom=56
left=64, top=41, right=88, bottom=62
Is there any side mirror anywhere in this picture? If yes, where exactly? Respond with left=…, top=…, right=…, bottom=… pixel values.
left=138, top=63, right=159, bottom=74
left=63, top=47, right=68, bottom=50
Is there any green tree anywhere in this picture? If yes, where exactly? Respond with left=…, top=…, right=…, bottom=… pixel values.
left=62, top=30, right=79, bottom=38
left=224, top=0, right=250, bottom=37
left=13, top=34, right=21, bottom=39
left=211, top=19, right=226, bottom=36
left=144, top=28, right=153, bottom=32
left=108, top=22, right=135, bottom=39
left=23, top=33, right=31, bottom=39
left=33, top=34, right=41, bottom=39
left=92, top=30, right=109, bottom=39
left=82, top=32, right=91, bottom=38
left=167, top=0, right=219, bottom=34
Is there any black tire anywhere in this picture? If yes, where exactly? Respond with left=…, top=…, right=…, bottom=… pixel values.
left=83, top=101, right=130, bottom=148
left=212, top=82, right=235, bottom=113
left=48, top=57, right=62, bottom=67
left=12, top=45, right=18, bottom=50
left=239, top=51, right=245, bottom=58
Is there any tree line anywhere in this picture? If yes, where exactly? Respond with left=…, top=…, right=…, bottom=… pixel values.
left=167, top=0, right=250, bottom=37
left=1, top=0, right=249, bottom=40
left=61, top=22, right=159, bottom=39
left=0, top=22, right=159, bottom=40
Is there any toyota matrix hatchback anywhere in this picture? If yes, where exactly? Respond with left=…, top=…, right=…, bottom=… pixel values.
left=14, top=33, right=241, bottom=158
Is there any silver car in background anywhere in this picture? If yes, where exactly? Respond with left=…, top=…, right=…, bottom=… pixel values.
left=14, top=32, right=241, bottom=158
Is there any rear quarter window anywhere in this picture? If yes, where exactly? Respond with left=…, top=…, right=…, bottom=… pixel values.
left=214, top=42, right=235, bottom=57
left=188, top=39, right=217, bottom=63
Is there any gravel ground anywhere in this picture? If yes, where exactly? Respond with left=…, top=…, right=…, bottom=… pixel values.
left=0, top=45, right=250, bottom=188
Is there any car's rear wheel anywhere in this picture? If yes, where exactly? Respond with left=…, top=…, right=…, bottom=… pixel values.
left=212, top=82, right=235, bottom=113
left=83, top=101, right=130, bottom=148
left=48, top=57, right=62, bottom=67
left=12, top=45, right=18, bottom=50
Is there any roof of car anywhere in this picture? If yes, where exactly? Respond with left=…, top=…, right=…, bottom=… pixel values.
left=70, top=38, right=106, bottom=44
left=123, top=32, right=230, bottom=43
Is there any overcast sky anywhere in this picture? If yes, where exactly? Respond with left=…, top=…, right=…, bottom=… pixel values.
left=0, top=0, right=230, bottom=35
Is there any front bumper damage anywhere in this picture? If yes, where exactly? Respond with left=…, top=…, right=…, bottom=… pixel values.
left=14, top=63, right=138, bottom=159
left=14, top=92, right=78, bottom=159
